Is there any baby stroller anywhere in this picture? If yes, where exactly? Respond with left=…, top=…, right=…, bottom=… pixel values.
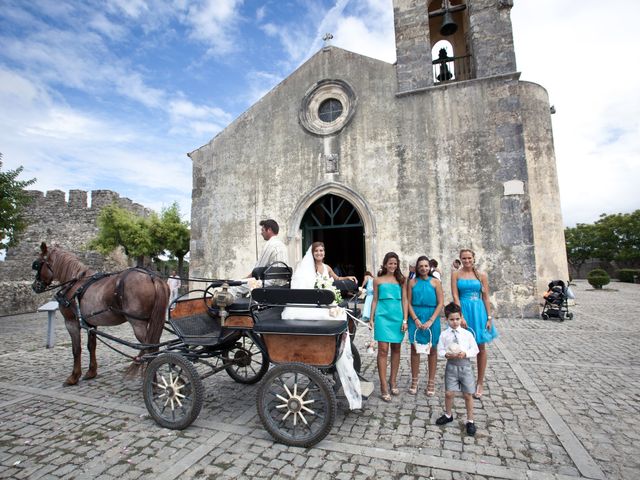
left=541, top=280, right=573, bottom=320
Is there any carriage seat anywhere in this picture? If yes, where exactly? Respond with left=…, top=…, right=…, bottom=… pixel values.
left=252, top=307, right=347, bottom=336
left=251, top=262, right=292, bottom=287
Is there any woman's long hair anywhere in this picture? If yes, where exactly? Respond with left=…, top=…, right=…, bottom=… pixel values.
left=378, top=251, right=405, bottom=284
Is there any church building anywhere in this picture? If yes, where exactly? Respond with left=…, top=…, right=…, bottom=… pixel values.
left=188, top=0, right=568, bottom=317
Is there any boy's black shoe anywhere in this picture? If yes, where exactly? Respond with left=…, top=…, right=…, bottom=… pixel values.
left=466, top=421, right=476, bottom=436
left=436, top=414, right=453, bottom=425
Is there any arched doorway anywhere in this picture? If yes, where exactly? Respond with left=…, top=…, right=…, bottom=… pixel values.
left=300, top=194, right=365, bottom=279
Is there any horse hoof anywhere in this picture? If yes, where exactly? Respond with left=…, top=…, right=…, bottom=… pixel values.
left=82, top=372, right=97, bottom=381
left=63, top=379, right=78, bottom=387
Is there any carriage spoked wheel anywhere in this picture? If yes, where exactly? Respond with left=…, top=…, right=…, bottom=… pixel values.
left=257, top=363, right=336, bottom=447
left=143, top=353, right=204, bottom=430
left=223, top=333, right=269, bottom=384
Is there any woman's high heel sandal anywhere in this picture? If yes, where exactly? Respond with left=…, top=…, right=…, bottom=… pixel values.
left=426, top=380, right=436, bottom=397
left=408, top=377, right=419, bottom=395
left=389, top=378, right=400, bottom=396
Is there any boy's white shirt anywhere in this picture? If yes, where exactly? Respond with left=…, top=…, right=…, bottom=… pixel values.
left=437, top=327, right=479, bottom=359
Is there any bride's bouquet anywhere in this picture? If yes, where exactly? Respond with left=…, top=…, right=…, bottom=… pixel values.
left=314, top=273, right=343, bottom=304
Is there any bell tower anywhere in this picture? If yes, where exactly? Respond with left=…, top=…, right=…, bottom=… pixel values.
left=393, top=0, right=517, bottom=93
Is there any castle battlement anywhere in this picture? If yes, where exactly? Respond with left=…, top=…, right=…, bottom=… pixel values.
left=24, top=189, right=148, bottom=217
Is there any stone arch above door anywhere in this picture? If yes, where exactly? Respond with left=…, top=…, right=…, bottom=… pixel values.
left=287, top=183, right=377, bottom=272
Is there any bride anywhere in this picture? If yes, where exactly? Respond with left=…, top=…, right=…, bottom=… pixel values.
left=281, top=242, right=362, bottom=409
left=281, top=242, right=349, bottom=320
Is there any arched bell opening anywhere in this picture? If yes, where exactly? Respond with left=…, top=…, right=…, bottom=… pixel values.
left=300, top=194, right=365, bottom=280
left=428, top=0, right=471, bottom=83
left=432, top=40, right=456, bottom=82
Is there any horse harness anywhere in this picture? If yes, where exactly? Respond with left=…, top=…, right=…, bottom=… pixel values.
left=53, top=267, right=161, bottom=322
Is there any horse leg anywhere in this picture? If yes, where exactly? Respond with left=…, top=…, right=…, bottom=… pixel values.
left=64, top=318, right=83, bottom=386
left=83, top=328, right=98, bottom=380
left=123, top=320, right=149, bottom=379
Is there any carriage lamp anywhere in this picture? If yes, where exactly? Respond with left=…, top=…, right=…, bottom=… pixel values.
left=213, top=283, right=236, bottom=326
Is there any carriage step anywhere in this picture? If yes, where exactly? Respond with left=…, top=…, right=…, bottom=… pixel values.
left=169, top=314, right=222, bottom=346
left=336, top=380, right=374, bottom=401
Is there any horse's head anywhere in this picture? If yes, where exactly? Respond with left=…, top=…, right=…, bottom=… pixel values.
left=32, top=242, right=54, bottom=293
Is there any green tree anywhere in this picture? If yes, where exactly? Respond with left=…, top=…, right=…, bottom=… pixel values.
left=0, top=155, right=36, bottom=253
left=564, top=223, right=599, bottom=272
left=89, top=204, right=160, bottom=267
left=565, top=210, right=640, bottom=271
left=594, top=211, right=640, bottom=264
left=151, top=202, right=190, bottom=278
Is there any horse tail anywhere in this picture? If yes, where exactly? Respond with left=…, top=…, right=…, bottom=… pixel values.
left=146, top=273, right=170, bottom=346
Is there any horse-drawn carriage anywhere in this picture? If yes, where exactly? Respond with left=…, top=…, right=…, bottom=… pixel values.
left=32, top=244, right=366, bottom=448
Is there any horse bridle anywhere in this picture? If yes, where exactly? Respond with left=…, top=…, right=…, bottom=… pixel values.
left=32, top=257, right=55, bottom=293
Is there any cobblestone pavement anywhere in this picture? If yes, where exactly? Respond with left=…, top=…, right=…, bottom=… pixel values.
left=1, top=280, right=638, bottom=479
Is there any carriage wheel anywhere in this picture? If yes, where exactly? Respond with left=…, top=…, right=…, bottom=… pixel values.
left=567, top=312, right=574, bottom=320
left=143, top=353, right=204, bottom=430
left=541, top=313, right=549, bottom=320
left=257, top=363, right=336, bottom=447
left=223, top=333, right=269, bottom=384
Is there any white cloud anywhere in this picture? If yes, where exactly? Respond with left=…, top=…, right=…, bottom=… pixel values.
left=0, top=69, right=192, bottom=218
left=167, top=96, right=233, bottom=137
left=512, top=0, right=640, bottom=225
left=107, top=0, right=150, bottom=19
left=331, top=15, right=395, bottom=62
left=256, top=5, right=267, bottom=22
left=88, top=13, right=128, bottom=39
left=184, top=0, right=244, bottom=55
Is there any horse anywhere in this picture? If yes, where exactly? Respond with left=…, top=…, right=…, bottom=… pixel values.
left=32, top=242, right=170, bottom=386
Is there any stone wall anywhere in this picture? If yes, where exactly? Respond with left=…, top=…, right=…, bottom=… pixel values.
left=0, top=189, right=147, bottom=316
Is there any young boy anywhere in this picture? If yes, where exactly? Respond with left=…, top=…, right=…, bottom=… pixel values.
left=435, top=302, right=480, bottom=435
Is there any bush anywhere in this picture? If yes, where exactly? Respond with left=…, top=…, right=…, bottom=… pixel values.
left=617, top=269, right=640, bottom=283
left=587, top=269, right=610, bottom=289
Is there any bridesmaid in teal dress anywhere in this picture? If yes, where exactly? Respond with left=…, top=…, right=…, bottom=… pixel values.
left=405, top=256, right=444, bottom=396
left=451, top=249, right=497, bottom=399
left=370, top=252, right=406, bottom=402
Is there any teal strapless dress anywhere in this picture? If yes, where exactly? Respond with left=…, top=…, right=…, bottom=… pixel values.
left=408, top=278, right=440, bottom=347
left=373, top=283, right=404, bottom=343
left=457, top=278, right=498, bottom=344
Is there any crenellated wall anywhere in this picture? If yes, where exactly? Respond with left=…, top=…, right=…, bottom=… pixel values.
left=0, top=189, right=149, bottom=315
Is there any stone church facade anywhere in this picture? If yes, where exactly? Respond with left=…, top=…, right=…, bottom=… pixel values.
left=188, top=0, right=568, bottom=317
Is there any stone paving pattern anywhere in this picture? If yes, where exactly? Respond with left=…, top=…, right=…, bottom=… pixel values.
left=0, top=280, right=638, bottom=479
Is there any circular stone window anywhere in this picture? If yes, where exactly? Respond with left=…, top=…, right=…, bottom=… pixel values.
left=299, top=79, right=356, bottom=136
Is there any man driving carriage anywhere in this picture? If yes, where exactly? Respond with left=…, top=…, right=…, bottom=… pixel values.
left=233, top=219, right=289, bottom=296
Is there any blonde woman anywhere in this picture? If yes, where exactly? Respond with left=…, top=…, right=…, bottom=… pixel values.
left=451, top=249, right=497, bottom=399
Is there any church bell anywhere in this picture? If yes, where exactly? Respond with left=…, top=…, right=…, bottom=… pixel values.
left=439, top=0, right=458, bottom=36
left=440, top=10, right=458, bottom=36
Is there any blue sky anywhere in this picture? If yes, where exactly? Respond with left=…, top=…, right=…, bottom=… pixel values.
left=1, top=0, right=638, bottom=229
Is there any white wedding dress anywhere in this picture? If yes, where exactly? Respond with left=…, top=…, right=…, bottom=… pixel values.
left=280, top=246, right=361, bottom=409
